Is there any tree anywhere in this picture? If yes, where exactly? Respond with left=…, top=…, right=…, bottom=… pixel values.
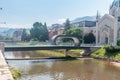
left=84, top=32, right=95, bottom=43
left=117, top=38, right=120, bottom=46
left=42, top=22, right=49, bottom=40
left=65, top=28, right=82, bottom=42
left=0, top=35, right=4, bottom=40
left=30, top=22, right=49, bottom=41
left=21, top=29, right=29, bottom=41
left=64, top=19, right=70, bottom=31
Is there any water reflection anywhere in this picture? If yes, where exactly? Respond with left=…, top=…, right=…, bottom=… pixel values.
left=8, top=59, right=120, bottom=80
left=5, top=51, right=46, bottom=58
left=5, top=51, right=120, bottom=80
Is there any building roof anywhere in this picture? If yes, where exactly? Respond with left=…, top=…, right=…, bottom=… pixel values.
left=111, top=0, right=120, bottom=8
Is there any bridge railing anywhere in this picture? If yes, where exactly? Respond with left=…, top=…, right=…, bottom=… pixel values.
left=81, top=43, right=103, bottom=47
left=4, top=41, right=75, bottom=47
left=4, top=41, right=51, bottom=47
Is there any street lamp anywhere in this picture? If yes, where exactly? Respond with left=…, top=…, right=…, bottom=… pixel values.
left=0, top=8, right=6, bottom=25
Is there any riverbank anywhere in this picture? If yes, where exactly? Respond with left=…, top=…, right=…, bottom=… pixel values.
left=90, top=47, right=120, bottom=67
left=9, top=66, right=21, bottom=80
left=35, top=49, right=83, bottom=57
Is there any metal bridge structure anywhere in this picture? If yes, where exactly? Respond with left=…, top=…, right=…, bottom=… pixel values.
left=51, top=35, right=80, bottom=46
left=1, top=34, right=102, bottom=56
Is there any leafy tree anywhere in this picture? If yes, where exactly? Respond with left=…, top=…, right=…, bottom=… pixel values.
left=21, top=29, right=29, bottom=41
left=65, top=28, right=82, bottom=42
left=64, top=19, right=70, bottom=31
left=5, top=36, right=12, bottom=40
left=0, top=35, right=4, bottom=40
left=117, top=38, right=120, bottom=46
left=42, top=22, right=49, bottom=40
left=30, top=22, right=49, bottom=41
left=84, top=32, right=95, bottom=43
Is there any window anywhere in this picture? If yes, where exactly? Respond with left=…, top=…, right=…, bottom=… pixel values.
left=118, top=17, right=120, bottom=22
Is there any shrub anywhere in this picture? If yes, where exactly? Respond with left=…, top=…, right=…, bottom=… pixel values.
left=104, top=46, right=120, bottom=53
left=117, top=38, right=120, bottom=46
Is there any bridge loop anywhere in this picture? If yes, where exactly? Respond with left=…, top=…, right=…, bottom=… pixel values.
left=51, top=35, right=80, bottom=46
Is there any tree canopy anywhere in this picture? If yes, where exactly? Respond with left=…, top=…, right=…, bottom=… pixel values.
left=117, top=38, right=120, bottom=46
left=84, top=32, right=95, bottom=43
left=64, top=19, right=71, bottom=31
left=65, top=28, right=82, bottom=42
left=30, top=22, right=48, bottom=41
left=21, top=29, right=30, bottom=41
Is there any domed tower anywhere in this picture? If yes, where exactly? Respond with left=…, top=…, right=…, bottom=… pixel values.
left=109, top=0, right=120, bottom=39
left=109, top=0, right=120, bottom=17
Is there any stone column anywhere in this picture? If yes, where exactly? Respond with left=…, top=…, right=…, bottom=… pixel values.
left=65, top=49, right=69, bottom=57
left=114, top=19, right=117, bottom=46
left=96, top=22, right=98, bottom=46
left=0, top=42, right=5, bottom=53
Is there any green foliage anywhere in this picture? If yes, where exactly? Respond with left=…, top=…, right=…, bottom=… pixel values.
left=5, top=36, right=12, bottom=40
left=84, top=32, right=95, bottom=43
left=10, top=66, right=21, bottom=80
left=104, top=46, right=120, bottom=53
left=65, top=27, right=82, bottom=42
left=0, top=35, right=4, bottom=40
left=64, top=19, right=70, bottom=30
left=36, top=50, right=65, bottom=57
left=21, top=29, right=30, bottom=41
left=91, top=46, right=120, bottom=60
left=117, top=38, right=120, bottom=46
left=91, top=48, right=106, bottom=57
left=36, top=50, right=82, bottom=57
left=30, top=22, right=49, bottom=41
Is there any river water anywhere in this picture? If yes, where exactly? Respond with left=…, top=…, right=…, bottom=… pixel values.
left=4, top=51, right=120, bottom=80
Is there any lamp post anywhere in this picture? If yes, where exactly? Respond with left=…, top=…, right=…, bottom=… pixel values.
left=0, top=7, right=6, bottom=25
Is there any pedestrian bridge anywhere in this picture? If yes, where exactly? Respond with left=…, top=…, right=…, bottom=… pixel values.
left=4, top=45, right=101, bottom=51
left=51, top=35, right=80, bottom=46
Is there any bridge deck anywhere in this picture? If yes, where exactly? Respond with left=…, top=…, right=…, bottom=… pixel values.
left=5, top=46, right=100, bottom=51
left=5, top=46, right=80, bottom=51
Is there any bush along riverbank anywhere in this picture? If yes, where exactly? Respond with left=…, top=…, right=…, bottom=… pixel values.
left=90, top=46, right=120, bottom=62
left=9, top=66, right=21, bottom=80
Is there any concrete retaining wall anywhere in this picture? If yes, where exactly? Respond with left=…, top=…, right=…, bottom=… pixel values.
left=0, top=42, right=4, bottom=53
left=0, top=42, right=14, bottom=80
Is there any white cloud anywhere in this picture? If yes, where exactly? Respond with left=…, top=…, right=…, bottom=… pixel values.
left=58, top=18, right=66, bottom=24
left=0, top=23, right=32, bottom=28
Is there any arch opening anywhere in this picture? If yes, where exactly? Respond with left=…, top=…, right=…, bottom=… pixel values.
left=51, top=35, right=80, bottom=46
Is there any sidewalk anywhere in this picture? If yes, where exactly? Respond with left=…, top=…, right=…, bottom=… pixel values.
left=0, top=50, right=14, bottom=80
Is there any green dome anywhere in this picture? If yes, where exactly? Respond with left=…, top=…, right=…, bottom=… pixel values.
left=112, top=0, right=120, bottom=6
left=111, top=0, right=120, bottom=8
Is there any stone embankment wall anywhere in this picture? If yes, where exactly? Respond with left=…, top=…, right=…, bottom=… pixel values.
left=82, top=47, right=100, bottom=56
left=0, top=42, right=14, bottom=80
left=0, top=42, right=4, bottom=53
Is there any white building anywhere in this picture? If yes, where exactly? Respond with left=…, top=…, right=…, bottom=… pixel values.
left=96, top=0, right=120, bottom=46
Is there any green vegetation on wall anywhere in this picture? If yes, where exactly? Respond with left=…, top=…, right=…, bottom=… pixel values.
left=91, top=46, right=120, bottom=60
left=9, top=66, right=21, bottom=80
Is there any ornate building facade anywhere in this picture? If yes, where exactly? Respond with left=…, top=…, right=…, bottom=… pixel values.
left=96, top=0, right=120, bottom=46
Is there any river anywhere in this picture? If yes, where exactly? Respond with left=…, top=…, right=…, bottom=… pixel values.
left=4, top=51, right=120, bottom=80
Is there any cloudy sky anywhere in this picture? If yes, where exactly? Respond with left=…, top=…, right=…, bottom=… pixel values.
left=0, top=0, right=113, bottom=28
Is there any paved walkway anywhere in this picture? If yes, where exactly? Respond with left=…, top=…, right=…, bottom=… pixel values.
left=0, top=50, right=14, bottom=80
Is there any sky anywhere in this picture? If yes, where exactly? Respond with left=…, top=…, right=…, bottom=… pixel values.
left=0, top=0, right=113, bottom=28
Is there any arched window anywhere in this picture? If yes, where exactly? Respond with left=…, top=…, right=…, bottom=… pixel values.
left=118, top=28, right=120, bottom=38
left=118, top=17, right=120, bottom=22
